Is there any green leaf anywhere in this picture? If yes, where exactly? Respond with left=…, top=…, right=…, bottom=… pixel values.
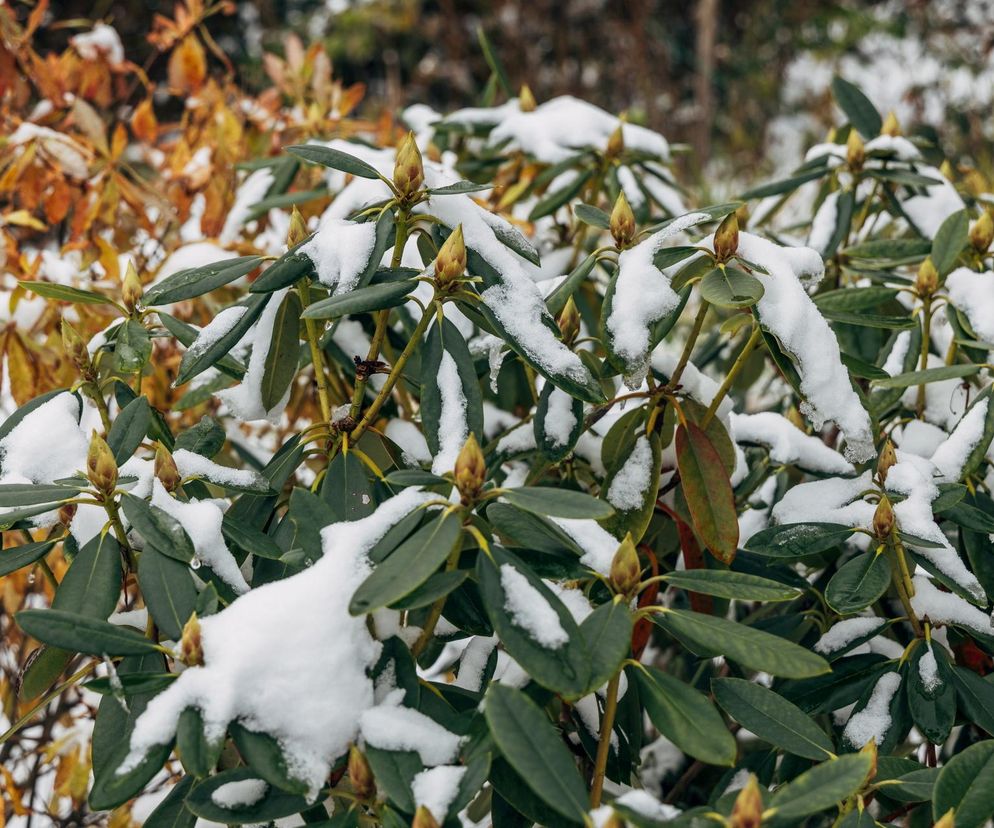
left=349, top=513, right=462, bottom=614
left=260, top=290, right=302, bottom=411
left=874, top=363, right=980, bottom=388
left=176, top=294, right=269, bottom=386
left=740, top=168, right=827, bottom=200
left=286, top=143, right=382, bottom=179
left=430, top=179, right=491, bottom=196
left=745, top=523, right=856, bottom=558
left=0, top=537, right=59, bottom=577
left=115, top=320, right=152, bottom=373
left=826, top=551, right=892, bottom=613
left=601, top=432, right=662, bottom=543
left=577, top=600, right=633, bottom=693
left=906, top=643, right=955, bottom=744
left=529, top=171, right=593, bottom=221
left=676, top=422, right=739, bottom=563
left=534, top=382, right=584, bottom=462
left=143, top=256, right=263, bottom=305
left=574, top=203, right=610, bottom=229
left=230, top=723, right=309, bottom=795
left=249, top=246, right=315, bottom=294
left=699, top=266, right=765, bottom=308
left=142, top=774, right=197, bottom=828
left=503, top=487, right=614, bottom=520
left=634, top=665, right=737, bottom=766
left=18, top=280, right=112, bottom=305
left=653, top=245, right=699, bottom=271
left=0, top=483, right=80, bottom=507
left=138, top=546, right=197, bottom=640
left=662, top=569, right=802, bottom=602
left=321, top=450, right=376, bottom=522
left=769, top=753, right=872, bottom=820
left=121, top=494, right=196, bottom=563
left=949, top=667, right=994, bottom=736
left=107, top=396, right=151, bottom=464
left=845, top=238, right=932, bottom=260
left=933, top=741, right=994, bottom=828
left=176, top=707, right=223, bottom=777
left=814, top=286, right=899, bottom=312
left=820, top=310, right=916, bottom=330
left=932, top=209, right=969, bottom=276
left=184, top=767, right=309, bottom=824
left=17, top=609, right=161, bottom=656
left=712, top=677, right=834, bottom=760
left=831, top=76, right=882, bottom=136
left=545, top=253, right=597, bottom=317
left=52, top=533, right=121, bottom=620
left=476, top=25, right=513, bottom=96
left=655, top=609, right=829, bottom=678
left=174, top=415, right=226, bottom=457
left=483, top=684, right=589, bottom=821
left=301, top=280, right=415, bottom=319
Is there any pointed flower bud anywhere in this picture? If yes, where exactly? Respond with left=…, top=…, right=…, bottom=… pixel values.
left=518, top=84, right=537, bottom=113
left=393, top=131, right=424, bottom=197
left=122, top=261, right=143, bottom=313
left=610, top=534, right=641, bottom=597
left=859, top=738, right=878, bottom=782
left=876, top=439, right=897, bottom=484
left=155, top=444, right=182, bottom=493
left=713, top=211, right=739, bottom=262
left=412, top=806, right=440, bottom=828
left=873, top=495, right=895, bottom=539
left=454, top=433, right=487, bottom=502
left=846, top=130, right=865, bottom=170
left=435, top=224, right=467, bottom=287
left=348, top=745, right=376, bottom=800
left=970, top=211, right=993, bottom=252
left=287, top=206, right=309, bottom=247
left=940, top=159, right=955, bottom=181
left=557, top=296, right=581, bottom=347
left=730, top=775, right=764, bottom=828
left=61, top=318, right=90, bottom=373
left=916, top=257, right=938, bottom=298
left=87, top=431, right=118, bottom=494
left=881, top=111, right=901, bottom=137
left=933, top=809, right=955, bottom=828
left=610, top=191, right=636, bottom=248
left=180, top=612, right=203, bottom=666
left=606, top=123, right=625, bottom=159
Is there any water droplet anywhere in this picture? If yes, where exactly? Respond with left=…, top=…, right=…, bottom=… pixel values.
left=189, top=558, right=202, bottom=571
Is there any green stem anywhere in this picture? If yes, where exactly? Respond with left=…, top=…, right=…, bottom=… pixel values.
left=297, top=278, right=334, bottom=425
left=887, top=539, right=922, bottom=637
left=916, top=297, right=932, bottom=419
left=590, top=672, right=621, bottom=808
left=701, top=325, right=762, bottom=427
left=667, top=301, right=709, bottom=389
left=0, top=660, right=98, bottom=744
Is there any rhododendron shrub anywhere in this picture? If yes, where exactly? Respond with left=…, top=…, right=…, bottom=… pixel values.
left=5, top=29, right=994, bottom=828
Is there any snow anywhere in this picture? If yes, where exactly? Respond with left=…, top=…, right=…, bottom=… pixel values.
left=452, top=636, right=497, bottom=692
left=946, top=268, right=994, bottom=344
left=411, top=765, right=467, bottom=821
left=814, top=617, right=887, bottom=654
left=910, top=575, right=993, bottom=636
left=719, top=232, right=874, bottom=462
left=882, top=330, right=911, bottom=377
left=359, top=705, right=463, bottom=766
left=606, top=212, right=710, bottom=384
left=901, top=166, right=965, bottom=238
left=500, top=563, right=569, bottom=648
left=300, top=218, right=377, bottom=294
left=150, top=481, right=250, bottom=594
left=651, top=345, right=734, bottom=423
left=0, top=392, right=87, bottom=485
left=385, top=419, right=432, bottom=466
left=729, top=411, right=853, bottom=474
left=71, top=23, right=125, bottom=65
left=183, top=307, right=248, bottom=361
left=930, top=398, right=989, bottom=481
left=120, top=489, right=432, bottom=799
left=488, top=96, right=671, bottom=164
left=771, top=470, right=875, bottom=530
left=431, top=352, right=469, bottom=475
left=808, top=191, right=840, bottom=255
left=895, top=419, right=948, bottom=458
left=220, top=168, right=274, bottom=245
left=543, top=386, right=577, bottom=448
left=606, top=436, right=654, bottom=511
left=918, top=644, right=941, bottom=693
left=614, top=789, right=681, bottom=821
left=216, top=288, right=292, bottom=423
left=172, top=448, right=266, bottom=490
left=902, top=354, right=971, bottom=431
left=210, top=778, right=268, bottom=809
left=842, top=671, right=902, bottom=748
left=552, top=517, right=621, bottom=576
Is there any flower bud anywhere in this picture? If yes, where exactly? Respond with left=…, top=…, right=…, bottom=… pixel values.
left=434, top=224, right=467, bottom=287
left=122, top=261, right=143, bottom=313
left=87, top=431, right=118, bottom=494
left=518, top=84, right=537, bottom=113
left=940, top=159, right=955, bottom=181
left=412, top=806, right=440, bottom=828
left=348, top=745, right=376, bottom=800
left=287, top=206, right=309, bottom=247
left=557, top=296, right=581, bottom=347
left=916, top=257, right=939, bottom=298
left=610, top=534, right=641, bottom=597
left=873, top=496, right=895, bottom=539
left=846, top=130, right=865, bottom=170
left=860, top=738, right=878, bottom=783
left=393, top=131, right=424, bottom=197
left=876, top=439, right=897, bottom=484
left=155, top=444, right=182, bottom=493
left=880, top=111, right=901, bottom=137
left=61, top=319, right=90, bottom=373
left=970, top=211, right=993, bottom=252
left=933, top=809, right=955, bottom=828
left=180, top=612, right=203, bottom=666
left=713, top=212, right=739, bottom=262
left=610, top=191, right=636, bottom=248
left=730, top=775, right=764, bottom=828
left=454, top=433, right=486, bottom=501
left=606, top=124, right=625, bottom=159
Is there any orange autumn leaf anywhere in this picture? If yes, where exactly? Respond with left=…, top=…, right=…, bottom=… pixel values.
left=168, top=35, right=207, bottom=95
left=131, top=97, right=158, bottom=143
